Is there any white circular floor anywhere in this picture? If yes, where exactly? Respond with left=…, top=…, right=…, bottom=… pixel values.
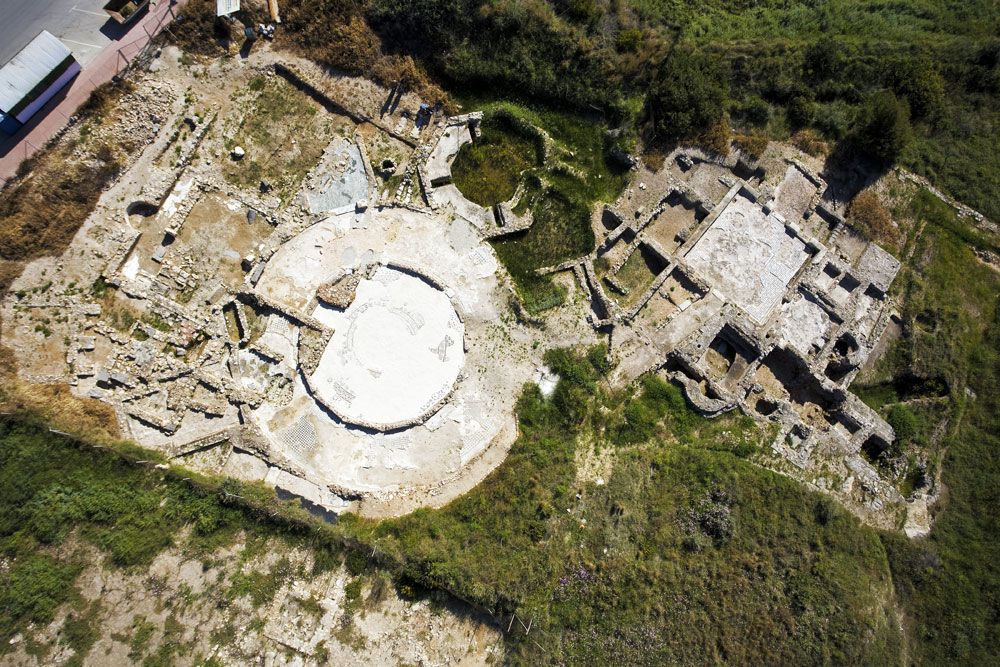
left=307, top=266, right=464, bottom=430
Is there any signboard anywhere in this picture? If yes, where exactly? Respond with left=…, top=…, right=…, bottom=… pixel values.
left=216, top=0, right=240, bottom=16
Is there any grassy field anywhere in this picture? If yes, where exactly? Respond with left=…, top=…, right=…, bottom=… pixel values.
left=850, top=191, right=1000, bottom=663
left=3, top=185, right=997, bottom=661
left=613, top=248, right=660, bottom=308
left=2, top=1, right=999, bottom=661
left=339, top=357, right=903, bottom=664
left=0, top=348, right=904, bottom=664
left=223, top=76, right=340, bottom=202
left=492, top=184, right=595, bottom=312
left=634, top=0, right=996, bottom=44
left=0, top=81, right=132, bottom=264
left=451, top=116, right=540, bottom=206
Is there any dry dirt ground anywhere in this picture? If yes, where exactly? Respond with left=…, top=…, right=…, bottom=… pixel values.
left=2, top=531, right=503, bottom=666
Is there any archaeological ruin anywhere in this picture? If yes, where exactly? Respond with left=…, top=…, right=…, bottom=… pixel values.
left=1, top=48, right=916, bottom=530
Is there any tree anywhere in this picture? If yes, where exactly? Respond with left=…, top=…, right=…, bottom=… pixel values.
left=854, top=91, right=912, bottom=164
left=888, top=52, right=945, bottom=120
left=648, top=51, right=728, bottom=144
left=804, top=37, right=845, bottom=82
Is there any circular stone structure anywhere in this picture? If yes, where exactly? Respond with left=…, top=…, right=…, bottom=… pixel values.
left=307, top=265, right=465, bottom=430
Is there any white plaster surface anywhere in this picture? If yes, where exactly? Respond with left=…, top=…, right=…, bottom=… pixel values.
left=309, top=266, right=465, bottom=429
left=684, top=193, right=810, bottom=324
left=775, top=295, right=831, bottom=356
left=425, top=124, right=471, bottom=184
left=245, top=205, right=532, bottom=501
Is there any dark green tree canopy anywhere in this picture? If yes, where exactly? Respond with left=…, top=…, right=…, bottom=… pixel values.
left=887, top=52, right=945, bottom=120
left=804, top=37, right=847, bottom=82
left=855, top=91, right=913, bottom=164
left=648, top=51, right=729, bottom=144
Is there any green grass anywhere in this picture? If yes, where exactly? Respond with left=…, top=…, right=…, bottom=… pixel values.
left=632, top=1, right=997, bottom=44
left=0, top=553, right=81, bottom=644
left=492, top=184, right=593, bottom=312
left=613, top=248, right=660, bottom=308
left=451, top=117, right=539, bottom=206
left=127, top=617, right=156, bottom=661
left=223, top=77, right=332, bottom=202
left=852, top=372, right=949, bottom=413
left=0, top=345, right=905, bottom=664
left=542, top=446, right=900, bottom=665
left=61, top=601, right=101, bottom=666
left=857, top=191, right=1000, bottom=664
left=455, top=103, right=627, bottom=312
left=228, top=557, right=297, bottom=607
left=0, top=190, right=997, bottom=663
left=340, top=350, right=902, bottom=664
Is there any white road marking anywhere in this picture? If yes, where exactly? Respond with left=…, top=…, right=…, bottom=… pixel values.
left=70, top=5, right=107, bottom=17
left=60, top=37, right=104, bottom=49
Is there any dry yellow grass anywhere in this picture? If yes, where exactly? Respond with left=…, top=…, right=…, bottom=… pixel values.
left=790, top=129, right=829, bottom=157
left=697, top=118, right=732, bottom=156
left=849, top=190, right=898, bottom=246
left=0, top=81, right=132, bottom=443
left=733, top=132, right=769, bottom=161
left=0, top=82, right=131, bottom=263
left=0, top=378, right=120, bottom=442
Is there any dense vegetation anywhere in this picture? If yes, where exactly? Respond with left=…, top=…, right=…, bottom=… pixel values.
left=351, top=360, right=903, bottom=664
left=241, top=0, right=1000, bottom=218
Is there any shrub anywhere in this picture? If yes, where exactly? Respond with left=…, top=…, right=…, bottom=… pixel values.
left=887, top=52, right=945, bottom=121
left=813, top=101, right=854, bottom=140
left=790, top=129, right=829, bottom=156
left=733, top=95, right=771, bottom=127
left=560, top=0, right=601, bottom=24
left=887, top=404, right=923, bottom=444
left=648, top=51, right=728, bottom=144
left=698, top=117, right=732, bottom=155
left=804, top=37, right=846, bottom=82
left=615, top=28, right=643, bottom=53
left=848, top=190, right=897, bottom=244
left=853, top=91, right=912, bottom=164
left=734, top=132, right=769, bottom=161
left=788, top=93, right=816, bottom=127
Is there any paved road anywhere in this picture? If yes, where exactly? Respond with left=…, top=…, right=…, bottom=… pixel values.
left=0, top=0, right=123, bottom=67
